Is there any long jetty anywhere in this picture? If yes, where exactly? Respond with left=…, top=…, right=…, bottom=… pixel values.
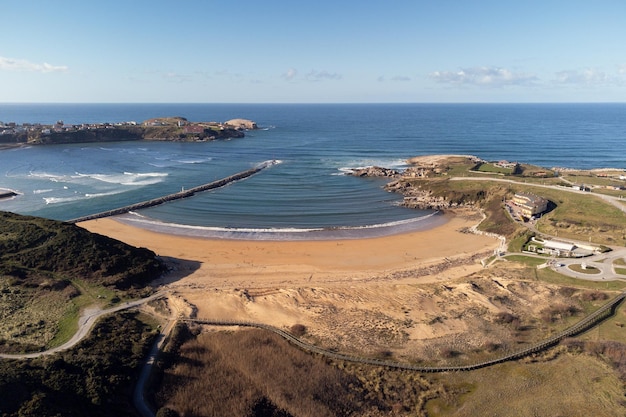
left=67, top=160, right=277, bottom=224
left=184, top=291, right=626, bottom=373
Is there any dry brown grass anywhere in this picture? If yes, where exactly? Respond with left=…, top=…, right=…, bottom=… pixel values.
left=153, top=323, right=626, bottom=417
left=153, top=327, right=438, bottom=417
left=427, top=352, right=625, bottom=417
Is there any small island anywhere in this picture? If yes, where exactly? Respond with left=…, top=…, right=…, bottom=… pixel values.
left=0, top=116, right=258, bottom=146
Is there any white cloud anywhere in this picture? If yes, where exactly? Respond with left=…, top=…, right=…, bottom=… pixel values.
left=430, top=66, right=537, bottom=87
left=0, top=56, right=68, bottom=73
left=305, top=70, right=342, bottom=82
left=282, top=68, right=298, bottom=81
left=553, top=68, right=609, bottom=85
left=378, top=75, right=411, bottom=82
left=162, top=72, right=193, bottom=83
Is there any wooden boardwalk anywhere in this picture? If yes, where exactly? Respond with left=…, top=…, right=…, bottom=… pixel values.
left=185, top=291, right=625, bottom=373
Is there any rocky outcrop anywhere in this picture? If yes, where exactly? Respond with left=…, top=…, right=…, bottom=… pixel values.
left=224, top=119, right=258, bottom=130
left=347, top=166, right=400, bottom=178
left=385, top=179, right=481, bottom=211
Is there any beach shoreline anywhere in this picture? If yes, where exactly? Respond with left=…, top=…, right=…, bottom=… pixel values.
left=80, top=209, right=501, bottom=353
left=79, top=208, right=498, bottom=289
left=109, top=209, right=448, bottom=241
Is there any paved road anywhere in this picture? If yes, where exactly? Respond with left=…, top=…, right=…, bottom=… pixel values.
left=0, top=292, right=165, bottom=360
left=453, top=176, right=626, bottom=281
left=549, top=247, right=626, bottom=281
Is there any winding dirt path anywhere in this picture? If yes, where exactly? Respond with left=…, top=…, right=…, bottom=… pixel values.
left=0, top=292, right=165, bottom=360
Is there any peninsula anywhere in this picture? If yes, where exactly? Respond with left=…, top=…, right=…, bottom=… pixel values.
left=0, top=116, right=258, bottom=146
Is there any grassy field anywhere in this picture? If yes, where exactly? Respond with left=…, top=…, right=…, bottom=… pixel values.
left=525, top=187, right=626, bottom=246
left=503, top=254, right=547, bottom=266
left=568, top=264, right=601, bottom=274
left=471, top=162, right=514, bottom=175
left=427, top=352, right=625, bottom=417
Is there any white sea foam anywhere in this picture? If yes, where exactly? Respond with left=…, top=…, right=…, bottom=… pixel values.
left=335, top=158, right=409, bottom=175
left=117, top=211, right=444, bottom=241
left=33, top=189, right=53, bottom=194
left=28, top=171, right=67, bottom=182
left=173, top=157, right=212, bottom=164
left=75, top=171, right=168, bottom=186
left=84, top=190, right=125, bottom=198
left=44, top=196, right=84, bottom=204
left=44, top=189, right=125, bottom=205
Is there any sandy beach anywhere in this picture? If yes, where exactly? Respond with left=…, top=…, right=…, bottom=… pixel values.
left=80, top=211, right=501, bottom=354
left=80, top=212, right=496, bottom=286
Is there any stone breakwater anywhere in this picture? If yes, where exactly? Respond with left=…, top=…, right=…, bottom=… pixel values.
left=68, top=160, right=277, bottom=224
left=0, top=189, right=19, bottom=200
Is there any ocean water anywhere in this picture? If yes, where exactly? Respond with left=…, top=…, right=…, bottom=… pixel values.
left=1, top=103, right=624, bottom=236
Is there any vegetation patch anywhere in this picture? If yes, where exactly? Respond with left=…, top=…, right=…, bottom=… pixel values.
left=0, top=211, right=165, bottom=352
left=153, top=327, right=438, bottom=417
left=568, top=264, right=601, bottom=274
left=427, top=353, right=624, bottom=417
left=471, top=162, right=515, bottom=175
left=503, top=254, right=547, bottom=267
left=0, top=311, right=158, bottom=417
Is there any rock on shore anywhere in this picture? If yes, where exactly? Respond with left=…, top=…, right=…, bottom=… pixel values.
left=347, top=166, right=400, bottom=178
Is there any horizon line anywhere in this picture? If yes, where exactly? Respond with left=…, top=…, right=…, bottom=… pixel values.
left=1, top=101, right=625, bottom=105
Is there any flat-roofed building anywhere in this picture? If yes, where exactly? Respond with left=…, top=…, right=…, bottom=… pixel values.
left=512, top=192, right=548, bottom=217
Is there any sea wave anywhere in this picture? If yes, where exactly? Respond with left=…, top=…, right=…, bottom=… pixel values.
left=84, top=190, right=125, bottom=198
left=28, top=171, right=68, bottom=182
left=335, top=158, right=409, bottom=175
left=44, top=189, right=125, bottom=205
left=173, top=157, right=213, bottom=164
left=44, top=196, right=84, bottom=204
left=116, top=211, right=445, bottom=241
left=33, top=189, right=53, bottom=194
left=75, top=171, right=168, bottom=186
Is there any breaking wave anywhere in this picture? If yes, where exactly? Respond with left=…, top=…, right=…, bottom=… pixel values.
left=116, top=211, right=445, bottom=241
left=75, top=171, right=168, bottom=186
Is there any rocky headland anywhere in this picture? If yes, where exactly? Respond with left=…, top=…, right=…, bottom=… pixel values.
left=0, top=117, right=258, bottom=146
left=348, top=155, right=485, bottom=211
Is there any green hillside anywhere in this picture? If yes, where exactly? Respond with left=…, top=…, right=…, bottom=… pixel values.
left=0, top=211, right=165, bottom=353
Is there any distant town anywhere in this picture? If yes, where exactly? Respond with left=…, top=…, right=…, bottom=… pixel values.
left=0, top=116, right=257, bottom=145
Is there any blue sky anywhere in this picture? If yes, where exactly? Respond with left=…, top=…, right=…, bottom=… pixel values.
left=2, top=0, right=626, bottom=103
